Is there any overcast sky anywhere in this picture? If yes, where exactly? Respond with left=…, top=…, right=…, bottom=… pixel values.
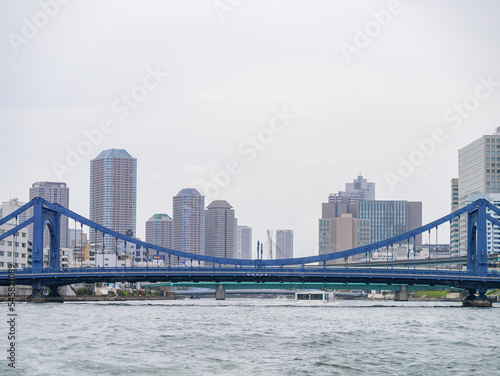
left=1, top=0, right=500, bottom=257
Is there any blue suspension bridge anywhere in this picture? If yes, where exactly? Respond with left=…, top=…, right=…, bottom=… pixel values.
left=0, top=197, right=500, bottom=305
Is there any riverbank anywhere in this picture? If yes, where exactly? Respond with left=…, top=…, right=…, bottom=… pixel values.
left=0, top=295, right=184, bottom=302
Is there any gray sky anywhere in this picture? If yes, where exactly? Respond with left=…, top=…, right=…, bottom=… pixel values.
left=1, top=0, right=500, bottom=257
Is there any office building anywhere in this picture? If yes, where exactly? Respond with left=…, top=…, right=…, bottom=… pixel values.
left=319, top=175, right=422, bottom=258
left=29, top=182, right=70, bottom=248
left=319, top=214, right=371, bottom=261
left=358, top=200, right=422, bottom=246
left=236, top=225, right=252, bottom=259
left=329, top=174, right=375, bottom=204
left=458, top=128, right=500, bottom=254
left=90, top=149, right=137, bottom=250
left=172, top=188, right=205, bottom=255
left=146, top=214, right=173, bottom=249
left=276, top=230, right=294, bottom=259
left=205, top=200, right=235, bottom=258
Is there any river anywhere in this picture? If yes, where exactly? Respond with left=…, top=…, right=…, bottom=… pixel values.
left=2, top=299, right=500, bottom=375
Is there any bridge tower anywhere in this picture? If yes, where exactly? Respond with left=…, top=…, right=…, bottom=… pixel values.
left=465, top=200, right=491, bottom=306
left=32, top=198, right=62, bottom=273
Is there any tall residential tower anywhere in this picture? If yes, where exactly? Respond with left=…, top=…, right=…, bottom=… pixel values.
left=205, top=200, right=235, bottom=259
left=90, top=149, right=137, bottom=250
left=146, top=214, right=173, bottom=249
left=172, top=188, right=205, bottom=256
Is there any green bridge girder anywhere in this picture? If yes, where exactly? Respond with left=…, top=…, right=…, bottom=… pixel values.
left=142, top=282, right=464, bottom=292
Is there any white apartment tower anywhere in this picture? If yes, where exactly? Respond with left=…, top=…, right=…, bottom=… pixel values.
left=205, top=200, right=235, bottom=258
left=172, top=188, right=205, bottom=255
left=90, top=149, right=137, bottom=250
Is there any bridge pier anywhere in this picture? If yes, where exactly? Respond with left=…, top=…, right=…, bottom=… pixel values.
left=215, top=284, right=226, bottom=300
left=394, top=285, right=409, bottom=301
left=27, top=284, right=64, bottom=303
left=462, top=287, right=493, bottom=308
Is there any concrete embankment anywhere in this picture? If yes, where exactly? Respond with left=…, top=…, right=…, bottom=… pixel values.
left=0, top=295, right=183, bottom=302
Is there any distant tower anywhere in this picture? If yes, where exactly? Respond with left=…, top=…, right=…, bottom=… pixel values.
left=29, top=182, right=70, bottom=248
left=329, top=174, right=375, bottom=204
left=172, top=188, right=205, bottom=255
left=146, top=214, right=173, bottom=249
left=236, top=226, right=252, bottom=259
left=267, top=230, right=273, bottom=260
left=205, top=200, right=235, bottom=258
left=90, top=149, right=137, bottom=250
left=276, top=230, right=293, bottom=259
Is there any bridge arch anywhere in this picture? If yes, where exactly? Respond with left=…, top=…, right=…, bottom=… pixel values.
left=42, top=219, right=60, bottom=269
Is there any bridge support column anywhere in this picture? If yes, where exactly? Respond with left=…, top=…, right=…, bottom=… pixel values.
left=462, top=286, right=493, bottom=307
left=27, top=283, right=64, bottom=303
left=394, top=285, right=409, bottom=301
left=215, top=285, right=226, bottom=300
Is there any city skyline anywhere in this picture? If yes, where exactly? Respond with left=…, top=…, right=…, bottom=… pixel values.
left=1, top=2, right=499, bottom=375
left=2, top=1, right=500, bottom=258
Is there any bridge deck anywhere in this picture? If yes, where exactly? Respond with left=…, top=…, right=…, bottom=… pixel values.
left=1, top=266, right=500, bottom=290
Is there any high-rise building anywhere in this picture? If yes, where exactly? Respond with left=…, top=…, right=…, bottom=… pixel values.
left=450, top=178, right=460, bottom=256
left=146, top=214, right=173, bottom=249
left=358, top=200, right=422, bottom=246
left=458, top=128, right=500, bottom=254
left=267, top=230, right=273, bottom=259
left=329, top=175, right=375, bottom=204
left=29, top=182, right=70, bottom=248
left=319, top=214, right=371, bottom=260
left=172, top=188, right=205, bottom=255
left=319, top=175, right=422, bottom=258
left=205, top=200, right=235, bottom=258
left=90, top=149, right=137, bottom=250
left=0, top=198, right=30, bottom=269
left=276, top=230, right=293, bottom=259
left=236, top=225, right=252, bottom=259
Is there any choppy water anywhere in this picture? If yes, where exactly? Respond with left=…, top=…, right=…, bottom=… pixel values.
left=1, top=299, right=500, bottom=375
